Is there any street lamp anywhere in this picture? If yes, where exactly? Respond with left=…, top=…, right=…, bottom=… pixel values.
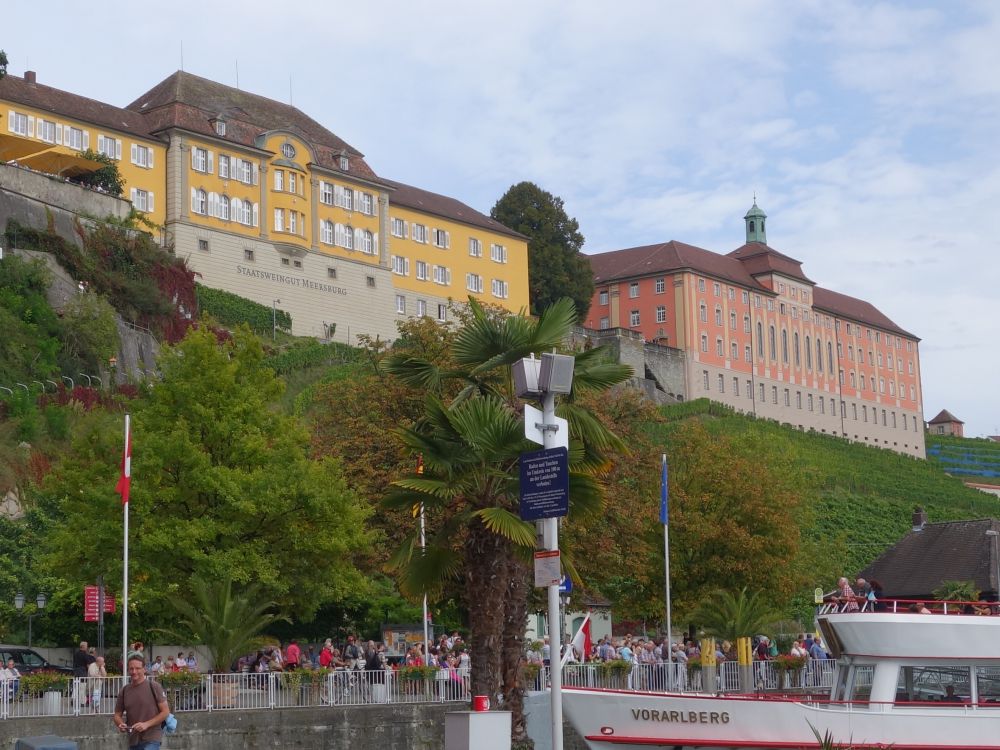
left=14, top=591, right=47, bottom=648
left=272, top=299, right=281, bottom=340
left=986, top=530, right=1000, bottom=603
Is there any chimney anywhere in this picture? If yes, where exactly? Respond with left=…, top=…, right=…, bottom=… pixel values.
left=24, top=71, right=37, bottom=84
left=912, top=507, right=927, bottom=531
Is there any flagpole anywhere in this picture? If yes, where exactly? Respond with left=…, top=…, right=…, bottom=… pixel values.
left=420, top=502, right=430, bottom=666
left=120, top=414, right=131, bottom=669
left=661, top=453, right=674, bottom=691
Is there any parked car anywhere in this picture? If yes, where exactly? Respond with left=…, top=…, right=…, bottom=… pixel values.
left=0, top=645, right=74, bottom=675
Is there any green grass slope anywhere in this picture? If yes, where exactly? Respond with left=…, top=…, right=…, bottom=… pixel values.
left=655, top=400, right=996, bottom=577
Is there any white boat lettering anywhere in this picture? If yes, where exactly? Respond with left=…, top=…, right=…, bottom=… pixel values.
left=630, top=708, right=730, bottom=724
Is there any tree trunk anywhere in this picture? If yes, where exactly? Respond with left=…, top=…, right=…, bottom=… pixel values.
left=502, top=554, right=533, bottom=749
left=463, top=519, right=508, bottom=701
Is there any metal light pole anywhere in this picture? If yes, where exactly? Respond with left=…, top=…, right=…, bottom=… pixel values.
left=272, top=299, right=281, bottom=340
left=986, top=530, right=1000, bottom=602
left=14, top=591, right=47, bottom=648
left=515, top=352, right=574, bottom=750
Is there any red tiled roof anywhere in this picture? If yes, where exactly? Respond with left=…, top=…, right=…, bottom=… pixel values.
left=811, top=286, right=916, bottom=339
left=727, top=243, right=814, bottom=284
left=0, top=73, right=158, bottom=140
left=382, top=178, right=526, bottom=240
left=927, top=409, right=963, bottom=425
left=587, top=240, right=769, bottom=290
left=126, top=71, right=381, bottom=180
left=588, top=239, right=917, bottom=340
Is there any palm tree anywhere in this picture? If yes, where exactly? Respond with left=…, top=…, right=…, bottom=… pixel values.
left=157, top=576, right=288, bottom=672
left=383, top=297, right=630, bottom=746
left=691, top=587, right=778, bottom=644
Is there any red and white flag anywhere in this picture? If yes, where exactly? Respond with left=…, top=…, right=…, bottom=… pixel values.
left=115, top=414, right=131, bottom=505
left=562, top=610, right=593, bottom=667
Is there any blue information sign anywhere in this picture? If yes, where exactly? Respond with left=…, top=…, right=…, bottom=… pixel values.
left=559, top=575, right=573, bottom=595
left=519, top=446, right=569, bottom=521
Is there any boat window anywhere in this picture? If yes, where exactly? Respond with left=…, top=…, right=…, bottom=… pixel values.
left=849, top=665, right=875, bottom=706
left=975, top=667, right=1000, bottom=706
left=896, top=666, right=971, bottom=704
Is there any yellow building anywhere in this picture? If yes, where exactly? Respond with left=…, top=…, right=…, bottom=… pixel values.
left=0, top=70, right=529, bottom=342
left=0, top=71, right=166, bottom=227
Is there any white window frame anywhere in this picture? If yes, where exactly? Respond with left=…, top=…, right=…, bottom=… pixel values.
left=10, top=111, right=29, bottom=136
left=490, top=243, right=508, bottom=263
left=469, top=238, right=482, bottom=257
left=396, top=295, right=406, bottom=314
left=321, top=220, right=334, bottom=245
left=466, top=272, right=484, bottom=293
left=320, top=182, right=334, bottom=205
left=491, top=278, right=509, bottom=299
left=412, top=224, right=428, bottom=244
left=415, top=260, right=428, bottom=281
left=191, top=146, right=208, bottom=172
left=391, top=217, right=406, bottom=238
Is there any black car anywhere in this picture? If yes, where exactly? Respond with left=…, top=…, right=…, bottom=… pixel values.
left=0, top=645, right=74, bottom=675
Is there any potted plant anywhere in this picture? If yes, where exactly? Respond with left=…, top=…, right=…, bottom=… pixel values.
left=598, top=659, right=632, bottom=688
left=773, top=654, right=808, bottom=689
left=158, top=669, right=203, bottom=710
left=21, top=670, right=71, bottom=714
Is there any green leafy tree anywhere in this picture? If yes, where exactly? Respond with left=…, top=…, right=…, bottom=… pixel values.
left=41, top=325, right=372, bottom=626
left=0, top=254, right=62, bottom=382
left=0, top=49, right=7, bottom=80
left=691, top=587, right=779, bottom=644
left=156, top=576, right=288, bottom=671
left=491, top=182, right=593, bottom=320
left=72, top=149, right=125, bottom=197
left=58, top=292, right=120, bottom=371
left=383, top=297, right=631, bottom=747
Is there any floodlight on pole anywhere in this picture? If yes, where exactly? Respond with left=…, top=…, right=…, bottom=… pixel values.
left=514, top=351, right=574, bottom=750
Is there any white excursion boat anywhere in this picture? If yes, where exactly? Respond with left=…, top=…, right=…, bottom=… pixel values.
left=563, top=607, right=1000, bottom=749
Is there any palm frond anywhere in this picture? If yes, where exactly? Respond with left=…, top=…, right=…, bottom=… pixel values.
left=474, top=507, right=537, bottom=547
left=572, top=361, right=634, bottom=392
left=561, top=402, right=628, bottom=454
left=529, top=298, right=578, bottom=348
left=382, top=355, right=443, bottom=390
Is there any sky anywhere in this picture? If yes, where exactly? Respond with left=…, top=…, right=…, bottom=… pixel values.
left=6, top=0, right=1000, bottom=437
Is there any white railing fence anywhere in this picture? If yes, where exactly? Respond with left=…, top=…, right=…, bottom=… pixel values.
left=0, top=668, right=472, bottom=720
left=0, top=660, right=835, bottom=720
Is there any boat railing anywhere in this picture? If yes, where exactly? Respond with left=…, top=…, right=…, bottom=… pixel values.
left=554, top=659, right=837, bottom=695
left=820, top=596, right=1000, bottom=615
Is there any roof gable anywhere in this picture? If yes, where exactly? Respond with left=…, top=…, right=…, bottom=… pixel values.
left=928, top=409, right=963, bottom=425
left=587, top=240, right=769, bottom=291
left=126, top=71, right=380, bottom=179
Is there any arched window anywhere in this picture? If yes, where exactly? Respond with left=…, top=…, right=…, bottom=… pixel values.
left=730, top=311, right=737, bottom=330
left=344, top=225, right=354, bottom=249
left=749, top=220, right=755, bottom=232
left=793, top=331, right=800, bottom=367
left=850, top=371, right=856, bottom=388
left=769, top=325, right=777, bottom=360
left=700, top=304, right=707, bottom=323
left=715, top=306, right=722, bottom=326
left=191, top=188, right=207, bottom=215
left=816, top=339, right=823, bottom=373
left=781, top=329, right=789, bottom=363
left=757, top=321, right=764, bottom=357
left=701, top=334, right=708, bottom=353
left=218, top=195, right=230, bottom=221
left=805, top=335, right=812, bottom=369
left=321, top=220, right=334, bottom=245
left=827, top=342, right=834, bottom=374
left=362, top=230, right=374, bottom=254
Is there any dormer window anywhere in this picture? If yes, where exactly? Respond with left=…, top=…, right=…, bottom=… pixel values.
left=214, top=120, right=226, bottom=137
left=282, top=143, right=296, bottom=159
left=339, top=155, right=349, bottom=171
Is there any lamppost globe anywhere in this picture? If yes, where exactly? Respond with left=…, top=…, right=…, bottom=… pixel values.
left=14, top=592, right=25, bottom=610
left=36, top=592, right=47, bottom=609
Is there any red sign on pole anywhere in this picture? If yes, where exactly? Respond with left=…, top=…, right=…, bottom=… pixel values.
left=84, top=585, right=117, bottom=622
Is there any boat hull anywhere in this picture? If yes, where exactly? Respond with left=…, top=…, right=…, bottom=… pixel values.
left=563, top=687, right=1000, bottom=750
